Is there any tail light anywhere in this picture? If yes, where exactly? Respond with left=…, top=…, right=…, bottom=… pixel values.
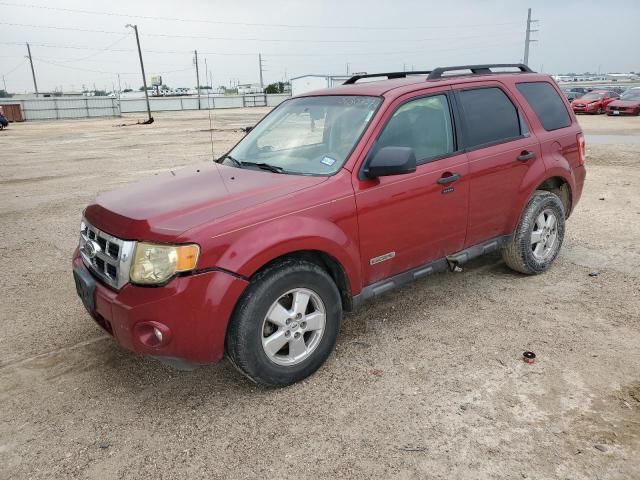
left=577, top=133, right=586, bottom=165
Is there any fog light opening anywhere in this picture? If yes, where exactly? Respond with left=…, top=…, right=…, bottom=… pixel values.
left=153, top=327, right=163, bottom=343
left=134, top=322, right=171, bottom=348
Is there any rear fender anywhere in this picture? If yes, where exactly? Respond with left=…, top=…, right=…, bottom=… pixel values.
left=507, top=165, right=575, bottom=234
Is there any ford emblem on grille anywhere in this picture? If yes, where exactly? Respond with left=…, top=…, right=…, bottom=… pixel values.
left=83, top=240, right=101, bottom=259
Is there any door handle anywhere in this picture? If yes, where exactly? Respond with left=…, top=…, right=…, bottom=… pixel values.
left=437, top=172, right=461, bottom=184
left=517, top=150, right=536, bottom=162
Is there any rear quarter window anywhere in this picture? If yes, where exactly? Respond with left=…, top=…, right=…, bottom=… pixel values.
left=457, top=87, right=521, bottom=148
left=516, top=82, right=572, bottom=131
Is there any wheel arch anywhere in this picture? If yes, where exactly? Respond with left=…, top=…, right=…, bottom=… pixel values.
left=509, top=171, right=574, bottom=235
left=535, top=176, right=572, bottom=216
left=249, top=250, right=355, bottom=312
left=210, top=216, right=362, bottom=312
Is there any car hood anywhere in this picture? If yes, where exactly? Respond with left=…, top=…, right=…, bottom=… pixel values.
left=608, top=99, right=640, bottom=107
left=84, top=162, right=327, bottom=240
left=572, top=98, right=600, bottom=104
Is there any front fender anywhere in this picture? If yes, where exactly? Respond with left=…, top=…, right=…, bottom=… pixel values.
left=204, top=214, right=362, bottom=295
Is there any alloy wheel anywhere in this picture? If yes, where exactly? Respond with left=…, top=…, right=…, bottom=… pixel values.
left=530, top=209, right=559, bottom=261
left=261, top=288, right=326, bottom=366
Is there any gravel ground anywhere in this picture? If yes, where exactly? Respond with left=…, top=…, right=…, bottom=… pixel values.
left=0, top=109, right=639, bottom=480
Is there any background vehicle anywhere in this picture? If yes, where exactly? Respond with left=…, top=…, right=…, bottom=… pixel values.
left=562, top=88, right=582, bottom=101
left=567, top=87, right=592, bottom=95
left=606, top=87, right=640, bottom=115
left=73, top=64, right=586, bottom=386
left=571, top=90, right=619, bottom=114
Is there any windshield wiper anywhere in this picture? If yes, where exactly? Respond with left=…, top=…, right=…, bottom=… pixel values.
left=220, top=154, right=243, bottom=168
left=242, top=162, right=286, bottom=174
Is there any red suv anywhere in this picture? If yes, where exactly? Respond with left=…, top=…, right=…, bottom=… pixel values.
left=73, top=64, right=586, bottom=386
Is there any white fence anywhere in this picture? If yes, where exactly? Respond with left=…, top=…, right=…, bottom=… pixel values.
left=0, top=97, right=119, bottom=121
left=0, top=94, right=290, bottom=121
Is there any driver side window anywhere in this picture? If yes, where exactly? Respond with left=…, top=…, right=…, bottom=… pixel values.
left=376, top=95, right=454, bottom=164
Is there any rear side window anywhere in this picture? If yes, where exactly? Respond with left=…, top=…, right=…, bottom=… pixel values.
left=516, top=82, right=571, bottom=131
left=458, top=87, right=521, bottom=148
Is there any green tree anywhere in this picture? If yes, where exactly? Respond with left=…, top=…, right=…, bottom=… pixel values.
left=264, top=81, right=287, bottom=94
left=0, top=89, right=11, bottom=98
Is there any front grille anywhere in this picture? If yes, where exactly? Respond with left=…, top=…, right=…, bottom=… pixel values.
left=609, top=106, right=626, bottom=111
left=79, top=219, right=135, bottom=290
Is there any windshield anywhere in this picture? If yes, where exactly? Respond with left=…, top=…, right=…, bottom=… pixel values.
left=580, top=92, right=605, bottom=100
left=621, top=90, right=640, bottom=100
left=225, top=95, right=381, bottom=175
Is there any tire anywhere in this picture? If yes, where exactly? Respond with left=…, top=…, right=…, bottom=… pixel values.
left=226, top=259, right=342, bottom=387
left=502, top=190, right=566, bottom=275
left=596, top=106, right=603, bottom=114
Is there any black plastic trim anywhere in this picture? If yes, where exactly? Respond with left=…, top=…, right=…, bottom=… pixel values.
left=427, top=64, right=533, bottom=80
left=344, top=71, right=432, bottom=85
left=190, top=266, right=249, bottom=280
left=352, top=235, right=510, bottom=308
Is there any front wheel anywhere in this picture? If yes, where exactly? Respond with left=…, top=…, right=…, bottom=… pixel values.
left=502, top=190, right=566, bottom=274
left=596, top=106, right=603, bottom=114
left=226, top=259, right=342, bottom=387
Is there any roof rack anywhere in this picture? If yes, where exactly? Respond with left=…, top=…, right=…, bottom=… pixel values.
left=343, top=70, right=432, bottom=85
left=427, top=63, right=533, bottom=80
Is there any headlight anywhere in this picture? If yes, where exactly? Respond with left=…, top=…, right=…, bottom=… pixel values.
left=130, top=242, right=200, bottom=285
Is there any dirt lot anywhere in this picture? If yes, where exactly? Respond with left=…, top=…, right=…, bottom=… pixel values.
left=1, top=109, right=639, bottom=480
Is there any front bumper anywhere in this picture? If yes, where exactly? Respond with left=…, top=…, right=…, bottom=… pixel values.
left=72, top=250, right=249, bottom=364
left=606, top=107, right=640, bottom=116
left=572, top=104, right=598, bottom=113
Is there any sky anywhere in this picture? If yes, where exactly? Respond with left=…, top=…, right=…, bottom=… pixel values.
left=1, top=0, right=639, bottom=93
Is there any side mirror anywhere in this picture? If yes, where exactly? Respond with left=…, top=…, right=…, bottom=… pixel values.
left=364, top=146, right=417, bottom=178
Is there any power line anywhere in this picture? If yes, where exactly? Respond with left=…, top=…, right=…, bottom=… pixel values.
left=0, top=37, right=525, bottom=58
left=0, top=21, right=525, bottom=44
left=0, top=2, right=521, bottom=31
left=0, top=58, right=26, bottom=77
left=34, top=58, right=193, bottom=76
left=54, top=35, right=131, bottom=64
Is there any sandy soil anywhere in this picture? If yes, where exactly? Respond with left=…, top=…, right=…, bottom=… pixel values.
left=0, top=109, right=639, bottom=480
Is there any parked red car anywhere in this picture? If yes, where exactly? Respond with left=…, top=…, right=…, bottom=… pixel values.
left=571, top=90, right=619, bottom=114
left=73, top=64, right=586, bottom=386
left=606, top=88, right=640, bottom=116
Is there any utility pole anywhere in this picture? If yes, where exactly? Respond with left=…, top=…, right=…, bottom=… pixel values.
left=346, top=63, right=350, bottom=75
left=117, top=73, right=122, bottom=99
left=523, top=8, right=538, bottom=66
left=26, top=43, right=39, bottom=97
left=194, top=50, right=201, bottom=109
left=126, top=24, right=152, bottom=123
left=2, top=75, right=6, bottom=92
left=204, top=58, right=208, bottom=88
left=258, top=53, right=264, bottom=91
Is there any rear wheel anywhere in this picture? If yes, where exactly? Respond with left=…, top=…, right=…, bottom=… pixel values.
left=226, top=259, right=342, bottom=387
left=502, top=190, right=565, bottom=274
